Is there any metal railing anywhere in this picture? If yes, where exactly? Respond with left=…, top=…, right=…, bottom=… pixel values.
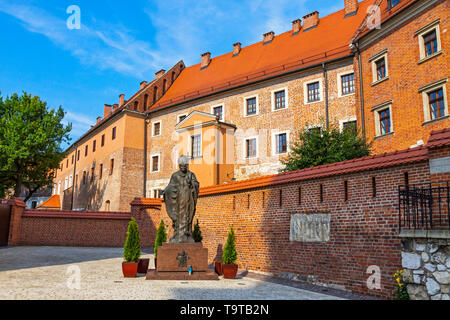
left=398, top=182, right=450, bottom=231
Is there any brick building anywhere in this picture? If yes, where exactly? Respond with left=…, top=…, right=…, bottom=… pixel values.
left=53, top=0, right=448, bottom=211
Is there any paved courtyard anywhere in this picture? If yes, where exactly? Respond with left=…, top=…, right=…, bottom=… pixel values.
left=0, top=246, right=345, bottom=300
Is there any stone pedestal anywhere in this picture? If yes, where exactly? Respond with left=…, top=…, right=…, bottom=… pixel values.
left=146, top=242, right=218, bottom=280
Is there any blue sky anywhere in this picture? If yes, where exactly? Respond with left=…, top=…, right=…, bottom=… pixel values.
left=0, top=0, right=345, bottom=146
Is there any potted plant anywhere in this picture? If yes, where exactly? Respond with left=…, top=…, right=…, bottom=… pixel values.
left=192, top=219, right=203, bottom=243
left=222, top=225, right=238, bottom=279
left=154, top=220, right=167, bottom=269
left=122, top=217, right=141, bottom=277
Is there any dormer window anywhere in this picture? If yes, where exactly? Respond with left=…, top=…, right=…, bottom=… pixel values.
left=388, top=0, right=400, bottom=9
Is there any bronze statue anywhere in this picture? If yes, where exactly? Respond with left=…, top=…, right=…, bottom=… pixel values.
left=163, top=155, right=200, bottom=243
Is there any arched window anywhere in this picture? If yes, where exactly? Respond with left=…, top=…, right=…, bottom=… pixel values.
left=105, top=200, right=110, bottom=211
left=144, top=94, right=148, bottom=110
left=153, top=86, right=158, bottom=104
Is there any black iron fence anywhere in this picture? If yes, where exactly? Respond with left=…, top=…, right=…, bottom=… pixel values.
left=398, top=182, right=450, bottom=231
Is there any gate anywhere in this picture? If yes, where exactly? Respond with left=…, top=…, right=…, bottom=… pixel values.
left=0, top=203, right=11, bottom=246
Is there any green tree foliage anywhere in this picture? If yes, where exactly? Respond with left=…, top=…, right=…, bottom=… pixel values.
left=123, top=217, right=141, bottom=263
left=0, top=92, right=72, bottom=200
left=281, top=125, right=372, bottom=172
left=192, top=219, right=203, bottom=243
left=154, top=220, right=167, bottom=258
left=222, top=225, right=237, bottom=265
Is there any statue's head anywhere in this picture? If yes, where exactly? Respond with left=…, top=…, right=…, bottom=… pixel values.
left=178, top=155, right=189, bottom=173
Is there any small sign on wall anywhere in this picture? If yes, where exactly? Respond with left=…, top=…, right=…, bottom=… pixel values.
left=290, top=213, right=330, bottom=242
left=429, top=156, right=450, bottom=174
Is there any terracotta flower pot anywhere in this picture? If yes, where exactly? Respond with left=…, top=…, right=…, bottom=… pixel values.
left=137, top=258, right=150, bottom=274
left=222, top=264, right=238, bottom=279
left=122, top=261, right=138, bottom=277
left=214, top=261, right=223, bottom=276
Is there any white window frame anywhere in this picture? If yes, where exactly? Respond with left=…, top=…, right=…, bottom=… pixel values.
left=150, top=153, right=161, bottom=173
left=304, top=78, right=323, bottom=104
left=243, top=136, right=259, bottom=159
left=189, top=133, right=202, bottom=159
left=372, top=101, right=394, bottom=137
left=211, top=104, right=225, bottom=121
left=271, top=131, right=290, bottom=156
left=337, top=71, right=356, bottom=97
left=177, top=113, right=188, bottom=124
left=420, top=79, right=448, bottom=124
left=339, top=117, right=357, bottom=132
left=243, top=94, right=259, bottom=117
left=271, top=87, right=289, bottom=112
left=57, top=181, right=61, bottom=195
left=370, top=50, right=389, bottom=85
left=152, top=120, right=162, bottom=137
left=416, top=19, right=442, bottom=63
left=69, top=175, right=73, bottom=188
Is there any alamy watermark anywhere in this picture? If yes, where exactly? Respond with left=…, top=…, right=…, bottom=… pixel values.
left=66, top=5, right=81, bottom=30
left=66, top=265, right=81, bottom=290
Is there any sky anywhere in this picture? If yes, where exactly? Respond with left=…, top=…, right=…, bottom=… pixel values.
left=0, top=0, right=346, bottom=146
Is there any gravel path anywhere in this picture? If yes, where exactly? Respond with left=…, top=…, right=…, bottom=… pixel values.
left=0, top=246, right=344, bottom=300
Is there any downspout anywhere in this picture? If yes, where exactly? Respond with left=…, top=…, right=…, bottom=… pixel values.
left=70, top=146, right=78, bottom=210
left=322, top=62, right=329, bottom=130
left=354, top=41, right=366, bottom=141
left=143, top=115, right=149, bottom=198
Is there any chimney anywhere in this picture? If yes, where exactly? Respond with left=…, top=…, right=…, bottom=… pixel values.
left=103, top=104, right=112, bottom=118
left=233, top=42, right=241, bottom=56
left=96, top=116, right=102, bottom=125
left=113, top=104, right=118, bottom=112
left=201, top=52, right=211, bottom=69
left=344, top=0, right=359, bottom=17
left=119, top=94, right=125, bottom=107
left=303, top=11, right=319, bottom=30
left=140, top=81, right=147, bottom=90
left=292, top=19, right=302, bottom=34
left=263, top=31, right=274, bottom=43
left=155, top=69, right=165, bottom=79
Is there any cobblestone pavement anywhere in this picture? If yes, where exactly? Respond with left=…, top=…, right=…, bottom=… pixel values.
left=0, top=246, right=346, bottom=300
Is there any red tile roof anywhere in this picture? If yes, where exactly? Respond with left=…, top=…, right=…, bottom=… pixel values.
left=151, top=0, right=375, bottom=111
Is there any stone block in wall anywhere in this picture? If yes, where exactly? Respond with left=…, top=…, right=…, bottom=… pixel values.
left=402, top=252, right=421, bottom=270
left=289, top=213, right=330, bottom=242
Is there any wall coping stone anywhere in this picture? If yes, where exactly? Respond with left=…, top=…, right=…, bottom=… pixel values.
left=399, top=230, right=450, bottom=240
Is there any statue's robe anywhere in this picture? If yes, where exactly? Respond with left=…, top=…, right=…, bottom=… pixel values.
left=163, top=170, right=199, bottom=243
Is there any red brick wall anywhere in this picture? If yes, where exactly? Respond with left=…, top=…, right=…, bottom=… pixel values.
left=18, top=210, right=131, bottom=247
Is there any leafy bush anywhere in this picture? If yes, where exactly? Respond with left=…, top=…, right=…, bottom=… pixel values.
left=192, top=219, right=203, bottom=243
left=222, top=225, right=237, bottom=265
left=123, top=217, right=141, bottom=263
left=154, top=220, right=167, bottom=259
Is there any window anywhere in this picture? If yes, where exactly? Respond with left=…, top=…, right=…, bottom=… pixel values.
left=191, top=134, right=201, bottom=158
left=101, top=134, right=105, bottom=147
left=110, top=159, right=114, bottom=175
left=91, top=166, right=95, bottom=182
left=388, top=0, right=400, bottom=9
left=64, top=177, right=68, bottom=190
left=379, top=109, right=391, bottom=135
left=66, top=159, right=69, bottom=168
left=69, top=175, right=73, bottom=188
left=163, top=79, right=167, bottom=93
left=376, top=58, right=386, bottom=81
left=134, top=101, right=138, bottom=111
left=151, top=155, right=160, bottom=172
left=153, top=121, right=161, bottom=136
left=245, top=96, right=257, bottom=116
left=343, top=120, right=357, bottom=133
left=275, top=133, right=287, bottom=154
left=144, top=94, right=148, bottom=110
left=213, top=105, right=223, bottom=121
left=58, top=182, right=61, bottom=194
left=112, top=127, right=116, bottom=140
left=245, top=138, right=257, bottom=158
left=77, top=150, right=80, bottom=161
left=428, top=88, right=445, bottom=120
left=82, top=171, right=86, bottom=185
left=105, top=200, right=110, bottom=211
left=71, top=155, right=74, bottom=165
left=370, top=50, right=389, bottom=84
left=373, top=101, right=393, bottom=137
left=307, top=82, right=320, bottom=102
left=341, top=73, right=355, bottom=95
left=416, top=20, right=442, bottom=62
left=420, top=79, right=448, bottom=123
left=85, top=145, right=88, bottom=157
left=308, top=127, right=322, bottom=135
left=99, top=164, right=103, bottom=179
left=153, top=86, right=158, bottom=103
left=93, top=140, right=96, bottom=152
left=274, top=90, right=286, bottom=110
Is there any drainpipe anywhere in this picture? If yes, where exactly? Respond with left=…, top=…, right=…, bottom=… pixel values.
left=143, top=115, right=149, bottom=198
left=322, top=62, right=329, bottom=130
left=353, top=41, right=366, bottom=141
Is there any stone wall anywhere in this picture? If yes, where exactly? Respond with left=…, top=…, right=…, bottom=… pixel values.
left=401, top=231, right=450, bottom=300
